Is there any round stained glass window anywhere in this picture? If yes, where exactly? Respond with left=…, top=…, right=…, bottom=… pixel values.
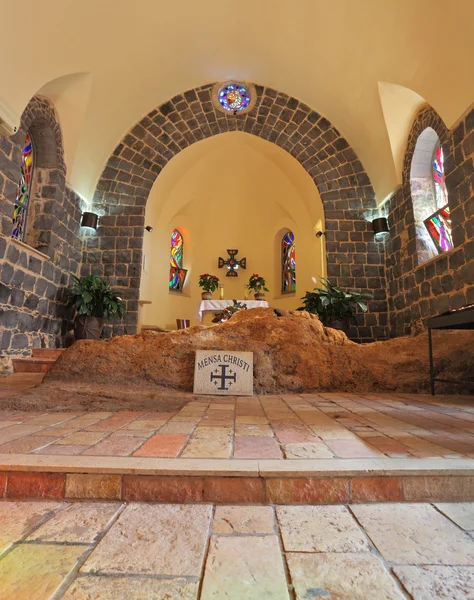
left=218, top=83, right=251, bottom=113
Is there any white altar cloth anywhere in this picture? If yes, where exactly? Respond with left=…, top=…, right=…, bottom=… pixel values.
left=197, top=299, right=269, bottom=322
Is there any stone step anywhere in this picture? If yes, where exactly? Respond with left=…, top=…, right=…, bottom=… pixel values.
left=31, top=348, right=65, bottom=360
left=11, top=357, right=57, bottom=374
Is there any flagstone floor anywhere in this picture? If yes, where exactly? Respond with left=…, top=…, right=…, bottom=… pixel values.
left=1, top=385, right=474, bottom=460
left=1, top=498, right=474, bottom=599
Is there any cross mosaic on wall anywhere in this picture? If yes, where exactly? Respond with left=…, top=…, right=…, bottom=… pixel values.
left=218, top=249, right=247, bottom=277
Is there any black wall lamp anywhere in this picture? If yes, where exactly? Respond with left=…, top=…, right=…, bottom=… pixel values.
left=81, top=212, right=99, bottom=230
left=372, top=217, right=389, bottom=237
left=315, top=231, right=326, bottom=238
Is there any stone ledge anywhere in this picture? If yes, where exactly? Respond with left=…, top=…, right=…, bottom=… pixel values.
left=2, top=455, right=474, bottom=478
left=9, top=237, right=50, bottom=261
left=1, top=471, right=474, bottom=503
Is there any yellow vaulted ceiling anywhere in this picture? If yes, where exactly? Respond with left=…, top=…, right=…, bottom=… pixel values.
left=0, top=0, right=473, bottom=203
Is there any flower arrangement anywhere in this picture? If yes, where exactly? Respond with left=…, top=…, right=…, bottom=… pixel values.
left=212, top=300, right=248, bottom=323
left=198, top=273, right=220, bottom=293
left=248, top=273, right=269, bottom=293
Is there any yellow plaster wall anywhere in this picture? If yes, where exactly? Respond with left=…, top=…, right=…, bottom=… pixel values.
left=140, top=132, right=325, bottom=330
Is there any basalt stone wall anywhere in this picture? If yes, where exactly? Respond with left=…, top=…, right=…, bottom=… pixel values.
left=385, top=104, right=474, bottom=336
left=87, top=83, right=388, bottom=342
left=0, top=96, right=84, bottom=372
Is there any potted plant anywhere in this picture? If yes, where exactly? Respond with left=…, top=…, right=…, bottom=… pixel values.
left=66, top=275, right=125, bottom=340
left=298, top=277, right=373, bottom=332
left=198, top=273, right=219, bottom=300
left=248, top=273, right=269, bottom=301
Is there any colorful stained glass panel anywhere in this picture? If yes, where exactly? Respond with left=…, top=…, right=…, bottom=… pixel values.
left=169, top=229, right=186, bottom=290
left=433, top=144, right=448, bottom=209
left=218, top=83, right=251, bottom=113
left=282, top=231, right=296, bottom=293
left=12, top=133, right=34, bottom=241
left=424, top=205, right=453, bottom=254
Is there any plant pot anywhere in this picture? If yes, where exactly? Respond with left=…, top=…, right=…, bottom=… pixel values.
left=74, top=315, right=104, bottom=340
left=201, top=291, right=212, bottom=300
left=326, top=318, right=351, bottom=334
left=254, top=292, right=265, bottom=301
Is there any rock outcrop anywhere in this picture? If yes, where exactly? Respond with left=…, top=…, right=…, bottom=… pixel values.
left=46, top=308, right=474, bottom=395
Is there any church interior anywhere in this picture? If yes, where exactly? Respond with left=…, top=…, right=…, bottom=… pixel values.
left=0, top=1, right=474, bottom=598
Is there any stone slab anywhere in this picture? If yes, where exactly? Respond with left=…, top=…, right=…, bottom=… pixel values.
left=28, top=502, right=122, bottom=543
left=63, top=575, right=199, bottom=599
left=435, top=502, right=474, bottom=530
left=287, top=552, right=404, bottom=600
left=352, top=503, right=474, bottom=564
left=0, top=500, right=59, bottom=554
left=276, top=505, right=369, bottom=553
left=193, top=350, right=253, bottom=396
left=0, top=543, right=85, bottom=599
left=200, top=535, right=289, bottom=599
left=393, top=565, right=474, bottom=600
left=82, top=503, right=212, bottom=576
left=213, top=506, right=275, bottom=534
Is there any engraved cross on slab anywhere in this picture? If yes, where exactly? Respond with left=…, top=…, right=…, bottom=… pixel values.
left=210, top=365, right=237, bottom=391
left=194, top=350, right=253, bottom=396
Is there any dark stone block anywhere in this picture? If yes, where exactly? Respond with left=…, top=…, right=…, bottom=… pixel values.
left=25, top=293, right=39, bottom=310
left=9, top=288, right=25, bottom=306
left=0, top=237, right=6, bottom=259
left=0, top=283, right=10, bottom=303
left=28, top=256, right=43, bottom=274
left=0, top=329, right=11, bottom=349
left=11, top=269, right=25, bottom=288
left=6, top=244, right=20, bottom=264
left=11, top=333, right=28, bottom=349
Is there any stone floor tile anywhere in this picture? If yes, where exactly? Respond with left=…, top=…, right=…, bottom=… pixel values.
left=277, top=505, right=369, bottom=553
left=56, top=431, right=107, bottom=445
left=133, top=433, right=189, bottom=457
left=213, top=506, right=275, bottom=534
left=352, top=503, right=474, bottom=564
left=434, top=503, right=474, bottom=530
left=283, top=442, right=334, bottom=459
left=82, top=503, right=212, bottom=576
left=36, top=444, right=91, bottom=455
left=393, top=565, right=474, bottom=600
left=310, top=426, right=361, bottom=440
left=81, top=435, right=147, bottom=456
left=274, top=427, right=321, bottom=443
left=63, top=575, right=199, bottom=599
left=181, top=437, right=231, bottom=458
left=201, top=535, right=289, bottom=599
left=324, top=438, right=384, bottom=457
left=0, top=424, right=49, bottom=444
left=0, top=436, right=58, bottom=454
left=234, top=424, right=273, bottom=436
left=0, top=501, right=59, bottom=554
left=28, top=502, right=121, bottom=543
left=287, top=552, right=403, bottom=600
left=26, top=413, right=79, bottom=426
left=159, top=421, right=197, bottom=434
left=233, top=435, right=282, bottom=459
left=0, top=543, right=85, bottom=599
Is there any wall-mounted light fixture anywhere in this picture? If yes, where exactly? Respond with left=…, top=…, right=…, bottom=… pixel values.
left=372, top=217, right=389, bottom=238
left=315, top=231, right=326, bottom=238
left=145, top=225, right=153, bottom=232
left=81, top=212, right=99, bottom=230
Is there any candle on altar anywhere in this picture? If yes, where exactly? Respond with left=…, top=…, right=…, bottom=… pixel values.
left=244, top=285, right=249, bottom=300
left=219, top=284, right=224, bottom=300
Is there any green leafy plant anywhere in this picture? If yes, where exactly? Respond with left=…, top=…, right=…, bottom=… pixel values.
left=66, top=275, right=125, bottom=320
left=248, top=273, right=269, bottom=293
left=212, top=300, right=248, bottom=323
left=298, top=277, right=373, bottom=327
left=198, top=273, right=220, bottom=293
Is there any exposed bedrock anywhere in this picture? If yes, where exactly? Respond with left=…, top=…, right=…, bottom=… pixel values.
left=45, top=308, right=474, bottom=395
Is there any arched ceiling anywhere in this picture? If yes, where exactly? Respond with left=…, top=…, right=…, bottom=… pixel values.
left=1, top=0, right=473, bottom=203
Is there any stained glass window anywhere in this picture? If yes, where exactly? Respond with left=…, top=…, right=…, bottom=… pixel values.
left=218, top=83, right=251, bottom=113
left=432, top=144, right=448, bottom=209
left=169, top=229, right=187, bottom=291
left=424, top=206, right=453, bottom=254
left=12, top=133, right=34, bottom=242
left=282, top=231, right=296, bottom=293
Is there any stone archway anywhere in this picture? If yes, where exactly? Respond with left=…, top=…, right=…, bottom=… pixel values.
left=85, top=83, right=387, bottom=341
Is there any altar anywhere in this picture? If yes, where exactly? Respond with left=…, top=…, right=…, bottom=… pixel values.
left=197, top=299, right=269, bottom=322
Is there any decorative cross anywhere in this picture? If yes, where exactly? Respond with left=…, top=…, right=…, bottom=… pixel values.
left=210, top=365, right=237, bottom=391
left=218, top=249, right=246, bottom=277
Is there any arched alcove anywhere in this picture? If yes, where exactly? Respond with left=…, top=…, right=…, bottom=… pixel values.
left=140, top=132, right=325, bottom=329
